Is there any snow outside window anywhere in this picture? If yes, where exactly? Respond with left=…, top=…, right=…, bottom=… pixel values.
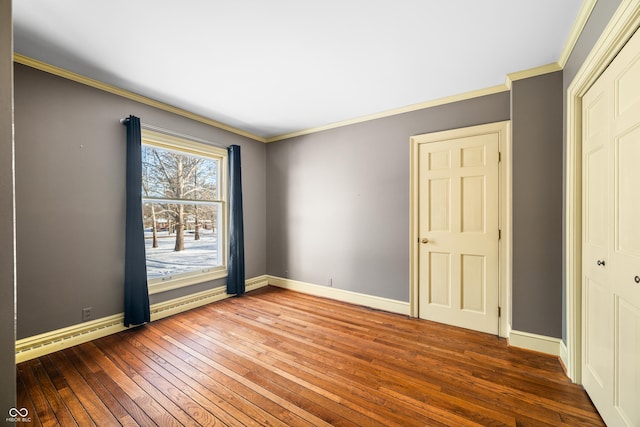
left=141, top=130, right=227, bottom=291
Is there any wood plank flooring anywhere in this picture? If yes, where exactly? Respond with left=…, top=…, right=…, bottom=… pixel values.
left=16, top=286, right=604, bottom=426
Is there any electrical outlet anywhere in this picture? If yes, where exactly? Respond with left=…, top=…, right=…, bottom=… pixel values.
left=82, top=307, right=92, bottom=322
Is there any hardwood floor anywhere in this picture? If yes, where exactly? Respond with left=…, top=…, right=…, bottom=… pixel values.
left=16, top=286, right=604, bottom=426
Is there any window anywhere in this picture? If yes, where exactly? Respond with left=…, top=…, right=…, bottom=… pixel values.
left=141, top=129, right=227, bottom=292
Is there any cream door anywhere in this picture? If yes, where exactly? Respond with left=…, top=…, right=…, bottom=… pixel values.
left=415, top=125, right=500, bottom=335
left=582, top=27, right=640, bottom=427
left=582, top=57, right=613, bottom=422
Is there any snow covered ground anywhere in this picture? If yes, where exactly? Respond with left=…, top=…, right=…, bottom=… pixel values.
left=144, top=229, right=219, bottom=279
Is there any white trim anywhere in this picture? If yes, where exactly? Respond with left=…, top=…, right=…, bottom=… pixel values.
left=558, top=0, right=598, bottom=68
left=508, top=330, right=562, bottom=356
left=266, top=276, right=410, bottom=316
left=14, top=275, right=269, bottom=363
left=243, top=275, right=270, bottom=292
left=565, top=0, right=640, bottom=384
left=14, top=53, right=565, bottom=144
left=148, top=268, right=228, bottom=295
left=499, top=122, right=513, bottom=340
left=142, top=127, right=230, bottom=293
left=12, top=54, right=266, bottom=143
left=409, top=121, right=511, bottom=338
left=505, top=63, right=562, bottom=89
left=142, top=128, right=228, bottom=158
left=409, top=134, right=420, bottom=318
left=265, top=85, right=509, bottom=143
left=559, top=340, right=569, bottom=373
left=14, top=0, right=592, bottom=147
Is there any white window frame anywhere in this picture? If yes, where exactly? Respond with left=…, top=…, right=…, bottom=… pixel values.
left=141, top=129, right=228, bottom=294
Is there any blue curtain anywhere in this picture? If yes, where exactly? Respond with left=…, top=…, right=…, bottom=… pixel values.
left=123, top=115, right=150, bottom=326
left=227, top=145, right=245, bottom=295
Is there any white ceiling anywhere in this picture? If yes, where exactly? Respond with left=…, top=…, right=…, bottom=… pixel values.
left=13, top=0, right=584, bottom=139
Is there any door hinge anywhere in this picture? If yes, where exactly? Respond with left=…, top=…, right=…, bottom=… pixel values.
left=498, top=229, right=502, bottom=240
left=498, top=306, right=502, bottom=317
left=498, top=151, right=502, bottom=162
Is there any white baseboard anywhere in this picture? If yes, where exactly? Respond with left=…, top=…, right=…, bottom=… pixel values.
left=508, top=329, right=562, bottom=356
left=559, top=339, right=569, bottom=372
left=243, top=275, right=270, bottom=292
left=266, top=275, right=410, bottom=316
left=15, top=274, right=566, bottom=365
left=15, top=275, right=269, bottom=363
left=15, top=274, right=408, bottom=362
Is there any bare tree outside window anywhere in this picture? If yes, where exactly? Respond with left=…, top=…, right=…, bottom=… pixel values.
left=141, top=143, right=223, bottom=280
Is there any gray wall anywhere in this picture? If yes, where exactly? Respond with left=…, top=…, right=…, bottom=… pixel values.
left=14, top=2, right=611, bottom=344
left=511, top=71, right=564, bottom=337
left=1, top=0, right=16, bottom=420
left=14, top=64, right=266, bottom=339
left=561, top=0, right=623, bottom=343
left=268, top=72, right=566, bottom=338
left=266, top=93, right=510, bottom=302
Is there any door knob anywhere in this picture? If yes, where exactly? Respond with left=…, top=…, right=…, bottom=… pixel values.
left=597, top=260, right=606, bottom=266
left=421, top=238, right=429, bottom=244
left=635, top=276, right=640, bottom=284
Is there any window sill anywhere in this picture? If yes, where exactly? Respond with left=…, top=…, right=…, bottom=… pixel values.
left=148, top=268, right=228, bottom=295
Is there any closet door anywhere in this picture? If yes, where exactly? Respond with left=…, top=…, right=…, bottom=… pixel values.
left=582, top=27, right=640, bottom=427
left=608, top=26, right=640, bottom=427
left=582, top=62, right=611, bottom=421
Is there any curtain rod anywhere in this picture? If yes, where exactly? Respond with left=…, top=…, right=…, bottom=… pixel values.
left=120, top=118, right=229, bottom=149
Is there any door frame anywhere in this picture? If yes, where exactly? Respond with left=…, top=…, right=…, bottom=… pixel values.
left=409, top=120, right=512, bottom=338
left=565, top=0, right=640, bottom=383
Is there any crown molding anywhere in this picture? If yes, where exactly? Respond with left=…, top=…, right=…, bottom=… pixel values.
left=264, top=0, right=592, bottom=141
left=266, top=84, right=509, bottom=143
left=505, top=62, right=563, bottom=89
left=558, top=0, right=598, bottom=68
left=15, top=0, right=593, bottom=146
left=13, top=53, right=267, bottom=143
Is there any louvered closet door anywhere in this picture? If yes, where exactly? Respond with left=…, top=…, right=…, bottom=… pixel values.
left=582, top=27, right=640, bottom=427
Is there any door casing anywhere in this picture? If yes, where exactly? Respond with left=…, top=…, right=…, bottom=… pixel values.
left=410, top=120, right=512, bottom=338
